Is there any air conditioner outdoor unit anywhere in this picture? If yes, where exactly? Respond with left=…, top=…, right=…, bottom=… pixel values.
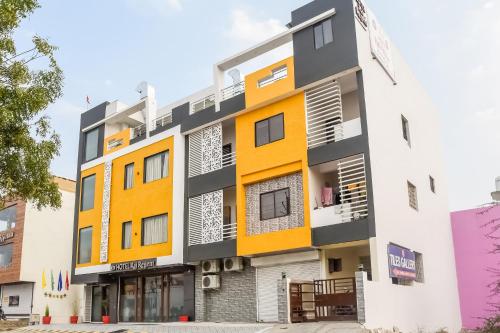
left=201, top=260, right=220, bottom=274
left=202, top=274, right=220, bottom=290
left=223, top=257, right=243, bottom=272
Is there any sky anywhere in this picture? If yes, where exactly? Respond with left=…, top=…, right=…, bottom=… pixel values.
left=14, top=0, right=500, bottom=211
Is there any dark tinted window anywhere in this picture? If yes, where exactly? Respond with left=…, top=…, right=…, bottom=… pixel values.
left=84, top=128, right=99, bottom=161
left=255, top=113, right=284, bottom=147
left=0, top=243, right=13, bottom=268
left=260, top=188, right=290, bottom=220
left=122, top=221, right=132, bottom=249
left=78, top=227, right=92, bottom=264
left=81, top=174, right=96, bottom=211
left=0, top=205, right=16, bottom=232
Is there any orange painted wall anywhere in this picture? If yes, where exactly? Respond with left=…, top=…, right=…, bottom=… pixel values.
left=235, top=92, right=311, bottom=256
left=76, top=137, right=174, bottom=267
left=103, top=128, right=130, bottom=155
left=244, top=57, right=295, bottom=109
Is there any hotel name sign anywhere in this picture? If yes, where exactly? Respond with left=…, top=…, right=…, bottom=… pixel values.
left=110, top=258, right=157, bottom=272
left=0, top=231, right=14, bottom=243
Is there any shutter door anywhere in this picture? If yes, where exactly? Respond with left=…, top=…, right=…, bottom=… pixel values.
left=257, top=261, right=321, bottom=322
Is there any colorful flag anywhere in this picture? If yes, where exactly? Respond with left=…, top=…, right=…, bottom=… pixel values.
left=41, top=270, right=47, bottom=289
left=51, top=270, right=54, bottom=291
left=57, top=271, right=63, bottom=291
left=65, top=271, right=70, bottom=290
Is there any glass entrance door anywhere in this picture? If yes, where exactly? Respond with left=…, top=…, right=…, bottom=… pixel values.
left=120, top=278, right=137, bottom=322
left=168, top=274, right=185, bottom=321
left=91, top=286, right=109, bottom=322
left=143, top=276, right=162, bottom=322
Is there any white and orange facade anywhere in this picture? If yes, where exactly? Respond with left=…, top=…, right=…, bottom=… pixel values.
left=71, top=0, right=461, bottom=331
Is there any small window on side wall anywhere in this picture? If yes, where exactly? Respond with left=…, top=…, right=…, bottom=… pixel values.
left=124, top=163, right=134, bottom=190
left=314, top=18, right=334, bottom=49
left=255, top=113, right=284, bottom=147
left=122, top=221, right=132, bottom=249
left=415, top=252, right=425, bottom=283
left=84, top=127, right=99, bottom=162
left=407, top=181, right=418, bottom=210
left=78, top=227, right=92, bottom=264
left=401, top=115, right=411, bottom=146
left=80, top=174, right=96, bottom=211
left=429, top=176, right=436, bottom=193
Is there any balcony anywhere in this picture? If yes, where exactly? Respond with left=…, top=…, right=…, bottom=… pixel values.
left=151, top=112, right=173, bottom=132
left=188, top=187, right=237, bottom=247
left=305, top=73, right=362, bottom=150
left=191, top=94, right=215, bottom=115
left=131, top=123, right=146, bottom=140
left=309, top=154, right=368, bottom=228
left=221, top=81, right=245, bottom=101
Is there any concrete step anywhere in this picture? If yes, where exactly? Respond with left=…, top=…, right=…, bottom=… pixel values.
left=268, top=322, right=364, bottom=333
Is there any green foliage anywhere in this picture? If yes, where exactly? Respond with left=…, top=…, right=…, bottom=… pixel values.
left=44, top=304, right=49, bottom=317
left=477, top=315, right=500, bottom=333
left=0, top=0, right=64, bottom=209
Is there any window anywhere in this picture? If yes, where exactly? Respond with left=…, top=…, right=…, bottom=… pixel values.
left=122, top=221, right=132, bottom=249
left=222, top=144, right=232, bottom=167
left=429, top=176, right=436, bottom=193
left=260, top=188, right=290, bottom=220
left=255, top=113, right=284, bottom=147
left=0, top=243, right=13, bottom=268
left=124, top=163, right=134, bottom=190
left=401, top=115, right=411, bottom=146
left=84, top=127, right=99, bottom=161
left=80, top=174, right=96, bottom=211
left=407, top=181, right=418, bottom=210
left=415, top=252, right=425, bottom=283
left=328, top=258, right=342, bottom=273
left=0, top=205, right=16, bottom=232
left=257, top=65, right=288, bottom=88
left=78, top=227, right=92, bottom=264
left=142, top=214, right=167, bottom=245
left=144, top=151, right=169, bottom=183
left=314, top=18, right=334, bottom=49
left=8, top=296, right=19, bottom=307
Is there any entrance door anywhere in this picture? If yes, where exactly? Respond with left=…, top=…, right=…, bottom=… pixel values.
left=143, top=276, right=162, bottom=322
left=120, top=278, right=137, bottom=322
left=168, top=273, right=185, bottom=321
left=91, top=286, right=109, bottom=322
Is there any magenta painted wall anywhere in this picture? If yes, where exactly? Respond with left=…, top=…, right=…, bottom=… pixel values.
left=451, top=205, right=500, bottom=329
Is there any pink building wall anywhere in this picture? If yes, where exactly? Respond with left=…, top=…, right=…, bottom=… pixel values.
left=451, top=205, right=500, bottom=329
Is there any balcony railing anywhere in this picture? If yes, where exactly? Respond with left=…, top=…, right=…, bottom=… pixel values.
left=152, top=112, right=173, bottom=131
left=222, top=151, right=236, bottom=167
left=338, top=155, right=368, bottom=223
left=191, top=94, right=215, bottom=114
left=223, top=223, right=237, bottom=240
left=131, top=124, right=146, bottom=140
left=257, top=65, right=288, bottom=88
left=221, top=81, right=245, bottom=101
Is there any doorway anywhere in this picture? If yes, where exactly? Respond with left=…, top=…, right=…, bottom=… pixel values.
left=91, top=285, right=110, bottom=322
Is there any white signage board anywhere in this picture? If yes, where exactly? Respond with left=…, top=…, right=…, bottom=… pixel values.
left=367, top=9, right=396, bottom=83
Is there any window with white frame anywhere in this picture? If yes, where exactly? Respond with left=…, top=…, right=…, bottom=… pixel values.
left=142, top=214, right=167, bottom=245
left=122, top=221, right=132, bottom=249
left=407, top=181, right=418, bottom=210
left=314, top=18, right=334, bottom=49
left=124, top=163, right=134, bottom=190
left=144, top=151, right=169, bottom=183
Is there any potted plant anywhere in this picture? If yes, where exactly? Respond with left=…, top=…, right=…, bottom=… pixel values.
left=101, top=299, right=110, bottom=324
left=70, top=300, right=79, bottom=324
left=42, top=305, right=51, bottom=324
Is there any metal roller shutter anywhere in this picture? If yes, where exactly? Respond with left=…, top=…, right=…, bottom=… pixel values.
left=256, top=261, right=320, bottom=322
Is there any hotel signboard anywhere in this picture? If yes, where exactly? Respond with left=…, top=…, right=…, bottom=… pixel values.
left=110, top=258, right=157, bottom=272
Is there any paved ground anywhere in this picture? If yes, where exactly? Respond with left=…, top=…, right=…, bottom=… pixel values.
left=11, top=322, right=363, bottom=333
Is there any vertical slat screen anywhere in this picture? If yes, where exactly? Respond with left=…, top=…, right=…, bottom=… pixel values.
left=338, top=154, right=368, bottom=222
left=188, top=130, right=202, bottom=178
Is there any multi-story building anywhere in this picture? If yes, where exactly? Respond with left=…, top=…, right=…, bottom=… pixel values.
left=0, top=177, right=82, bottom=323
left=71, top=0, right=461, bottom=331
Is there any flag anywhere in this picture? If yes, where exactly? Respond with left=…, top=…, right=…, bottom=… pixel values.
left=65, top=271, right=70, bottom=290
left=51, top=270, right=54, bottom=291
left=57, top=271, right=63, bottom=292
left=41, top=270, right=47, bottom=289
left=86, top=95, right=91, bottom=105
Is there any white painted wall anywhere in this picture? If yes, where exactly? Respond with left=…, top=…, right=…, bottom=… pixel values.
left=354, top=8, right=461, bottom=332
left=20, top=188, right=85, bottom=323
left=1, top=283, right=33, bottom=315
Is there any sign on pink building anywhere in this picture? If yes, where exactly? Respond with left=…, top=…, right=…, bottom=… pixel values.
left=451, top=205, right=500, bottom=329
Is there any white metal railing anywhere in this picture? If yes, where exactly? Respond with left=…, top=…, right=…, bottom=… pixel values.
left=221, top=81, right=245, bottom=101
left=258, top=65, right=288, bottom=88
left=222, top=151, right=236, bottom=167
left=152, top=112, right=173, bottom=130
left=223, top=223, right=237, bottom=240
left=131, top=123, right=146, bottom=139
left=338, top=155, right=368, bottom=223
left=107, top=138, right=123, bottom=150
left=191, top=94, right=215, bottom=114
left=306, top=80, right=344, bottom=149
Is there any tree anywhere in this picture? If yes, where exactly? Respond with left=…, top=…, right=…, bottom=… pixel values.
left=0, top=0, right=63, bottom=209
